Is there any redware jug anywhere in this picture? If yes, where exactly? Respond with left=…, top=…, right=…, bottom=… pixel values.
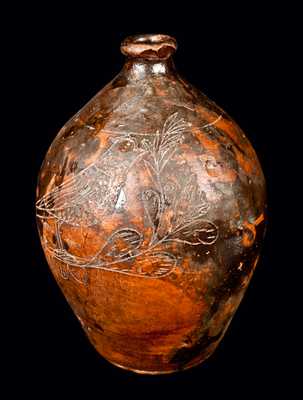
left=36, top=34, right=266, bottom=374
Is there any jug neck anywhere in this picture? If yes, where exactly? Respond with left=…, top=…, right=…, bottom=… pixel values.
left=122, top=57, right=177, bottom=80
left=120, top=34, right=178, bottom=81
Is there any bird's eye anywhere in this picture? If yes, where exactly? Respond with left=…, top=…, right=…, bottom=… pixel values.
left=118, top=139, right=134, bottom=152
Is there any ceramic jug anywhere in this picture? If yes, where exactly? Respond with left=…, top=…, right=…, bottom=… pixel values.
left=36, top=34, right=266, bottom=374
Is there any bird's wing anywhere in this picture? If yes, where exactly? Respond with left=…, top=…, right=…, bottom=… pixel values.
left=36, top=139, right=123, bottom=215
left=36, top=164, right=109, bottom=214
left=36, top=138, right=144, bottom=223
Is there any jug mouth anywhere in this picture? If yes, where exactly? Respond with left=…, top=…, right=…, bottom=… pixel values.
left=121, top=34, right=177, bottom=60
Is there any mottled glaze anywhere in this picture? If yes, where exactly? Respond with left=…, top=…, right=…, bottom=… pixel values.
left=36, top=34, right=266, bottom=374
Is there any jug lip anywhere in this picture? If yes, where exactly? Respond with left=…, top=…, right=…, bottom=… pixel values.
left=121, top=34, right=177, bottom=60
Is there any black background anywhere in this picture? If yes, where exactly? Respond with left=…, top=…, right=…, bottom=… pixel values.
left=5, top=3, right=299, bottom=398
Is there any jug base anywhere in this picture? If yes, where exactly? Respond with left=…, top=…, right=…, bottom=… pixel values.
left=107, top=357, right=206, bottom=375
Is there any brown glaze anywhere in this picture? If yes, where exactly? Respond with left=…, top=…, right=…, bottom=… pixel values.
left=36, top=33, right=266, bottom=374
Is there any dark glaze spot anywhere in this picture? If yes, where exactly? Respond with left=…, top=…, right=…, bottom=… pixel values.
left=63, top=240, right=69, bottom=251
left=205, top=124, right=246, bottom=157
left=182, top=336, right=193, bottom=345
left=209, top=247, right=262, bottom=317
left=170, top=329, right=223, bottom=365
left=224, top=143, right=235, bottom=154
left=92, top=321, right=104, bottom=333
left=61, top=125, right=77, bottom=140
left=169, top=272, right=178, bottom=281
left=110, top=74, right=128, bottom=88
left=86, top=114, right=103, bottom=127
left=183, top=243, right=211, bottom=265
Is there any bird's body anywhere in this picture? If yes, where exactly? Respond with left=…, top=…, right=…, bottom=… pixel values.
left=36, top=137, right=143, bottom=226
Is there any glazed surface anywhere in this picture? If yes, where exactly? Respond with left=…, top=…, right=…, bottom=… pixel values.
left=36, top=36, right=266, bottom=373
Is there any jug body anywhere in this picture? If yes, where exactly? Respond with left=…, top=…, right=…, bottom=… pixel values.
left=36, top=34, right=266, bottom=374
